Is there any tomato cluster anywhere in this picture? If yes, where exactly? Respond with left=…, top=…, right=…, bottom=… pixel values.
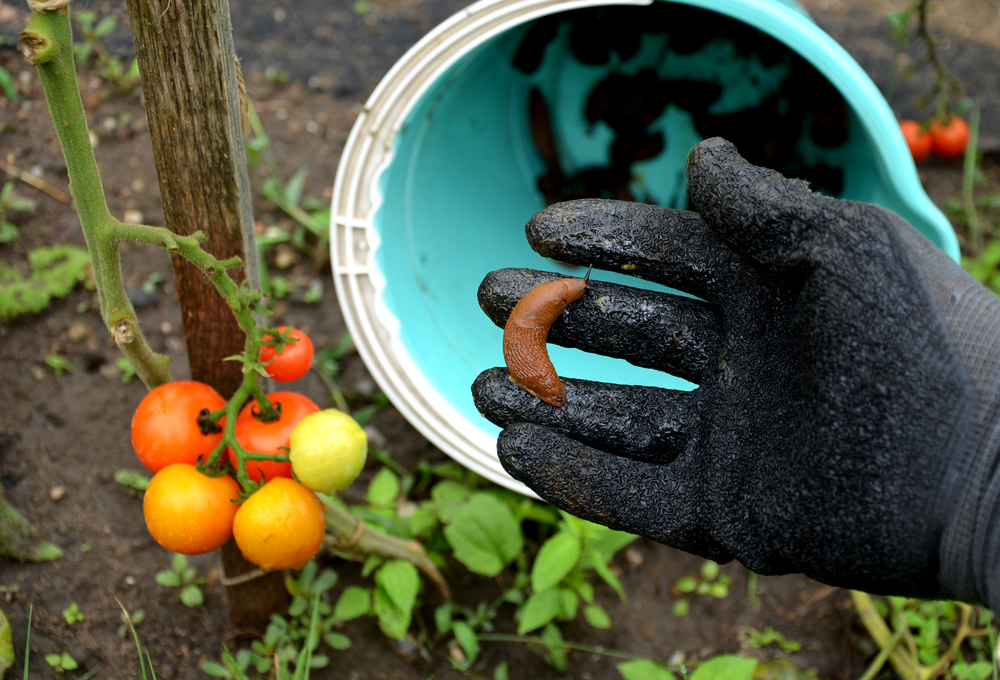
left=900, top=117, right=970, bottom=163
left=129, top=328, right=368, bottom=570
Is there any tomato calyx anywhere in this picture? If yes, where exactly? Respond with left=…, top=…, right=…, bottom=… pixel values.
left=260, top=326, right=300, bottom=356
left=250, top=399, right=284, bottom=424
left=197, top=407, right=224, bottom=435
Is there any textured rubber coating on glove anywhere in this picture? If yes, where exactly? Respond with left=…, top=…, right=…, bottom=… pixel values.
left=473, top=138, right=987, bottom=602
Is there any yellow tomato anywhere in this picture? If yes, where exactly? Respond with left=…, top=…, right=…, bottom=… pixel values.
left=289, top=409, right=367, bottom=494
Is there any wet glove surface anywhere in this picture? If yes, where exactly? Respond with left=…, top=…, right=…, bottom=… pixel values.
left=473, top=138, right=1000, bottom=606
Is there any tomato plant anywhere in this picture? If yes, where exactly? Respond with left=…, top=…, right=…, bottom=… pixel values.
left=232, top=477, right=327, bottom=571
left=899, top=120, right=932, bottom=163
left=143, top=463, right=241, bottom=555
left=228, top=391, right=320, bottom=482
left=290, top=409, right=368, bottom=494
left=260, top=326, right=314, bottom=382
left=929, top=116, right=970, bottom=161
left=131, top=381, right=227, bottom=473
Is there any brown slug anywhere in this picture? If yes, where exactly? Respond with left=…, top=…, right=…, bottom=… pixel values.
left=502, top=268, right=591, bottom=407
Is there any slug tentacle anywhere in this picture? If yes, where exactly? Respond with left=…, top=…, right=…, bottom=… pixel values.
left=502, top=272, right=590, bottom=407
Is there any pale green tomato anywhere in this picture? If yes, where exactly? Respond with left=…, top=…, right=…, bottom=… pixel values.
left=289, top=409, right=367, bottom=493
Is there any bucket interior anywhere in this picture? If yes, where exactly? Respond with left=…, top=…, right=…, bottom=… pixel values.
left=374, top=2, right=941, bottom=440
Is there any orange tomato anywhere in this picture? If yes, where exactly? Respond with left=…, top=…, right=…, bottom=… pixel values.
left=899, top=120, right=932, bottom=163
left=143, top=464, right=241, bottom=555
left=232, top=477, right=327, bottom=571
left=929, top=116, right=970, bottom=161
left=131, top=381, right=227, bottom=473
left=228, top=392, right=320, bottom=483
left=260, top=327, right=315, bottom=382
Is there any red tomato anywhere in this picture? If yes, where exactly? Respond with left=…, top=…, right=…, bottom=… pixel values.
left=260, top=327, right=314, bottom=382
left=899, top=120, right=932, bottom=163
left=929, top=116, right=970, bottom=161
left=233, top=477, right=327, bottom=571
left=228, top=392, right=320, bottom=482
left=131, top=381, right=227, bottom=473
left=143, top=463, right=241, bottom=555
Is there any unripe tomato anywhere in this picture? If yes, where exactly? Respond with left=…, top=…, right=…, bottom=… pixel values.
left=899, top=120, right=932, bottom=163
left=228, top=392, right=320, bottom=483
left=929, top=116, right=970, bottom=161
left=131, top=381, right=227, bottom=473
left=233, top=477, right=326, bottom=571
left=290, top=409, right=368, bottom=494
left=260, top=327, right=314, bottom=382
left=143, top=464, right=241, bottom=555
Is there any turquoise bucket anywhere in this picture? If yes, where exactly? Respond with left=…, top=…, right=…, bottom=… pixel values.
left=331, top=0, right=958, bottom=494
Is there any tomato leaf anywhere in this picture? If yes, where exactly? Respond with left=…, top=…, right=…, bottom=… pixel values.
left=443, top=493, right=523, bottom=577
left=517, top=588, right=561, bottom=635
left=332, top=586, right=371, bottom=622
left=0, top=605, right=12, bottom=678
left=689, top=655, right=758, bottom=680
left=617, top=659, right=677, bottom=680
left=531, top=532, right=581, bottom=593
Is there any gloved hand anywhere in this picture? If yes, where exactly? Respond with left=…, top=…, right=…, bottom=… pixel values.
left=472, top=137, right=1000, bottom=609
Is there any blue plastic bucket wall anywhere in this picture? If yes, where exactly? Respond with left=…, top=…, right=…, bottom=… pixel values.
left=331, top=0, right=958, bottom=493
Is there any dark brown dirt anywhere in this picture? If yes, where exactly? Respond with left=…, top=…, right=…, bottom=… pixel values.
left=0, top=7, right=995, bottom=678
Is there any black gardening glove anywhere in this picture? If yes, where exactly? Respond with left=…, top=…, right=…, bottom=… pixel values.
left=472, top=137, right=1000, bottom=609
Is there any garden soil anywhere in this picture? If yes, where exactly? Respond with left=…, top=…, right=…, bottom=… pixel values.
left=0, top=0, right=998, bottom=677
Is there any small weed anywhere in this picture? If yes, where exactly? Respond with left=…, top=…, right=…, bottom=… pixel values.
left=45, top=651, right=78, bottom=673
left=117, top=608, right=145, bottom=639
left=70, top=11, right=140, bottom=94
left=0, top=66, right=19, bottom=102
left=116, top=356, right=137, bottom=383
left=0, top=244, right=91, bottom=323
left=0, top=180, right=38, bottom=244
left=155, top=553, right=206, bottom=607
left=114, top=469, right=150, bottom=497
left=62, top=602, right=85, bottom=625
left=45, top=354, right=74, bottom=376
left=746, top=626, right=801, bottom=653
left=671, top=560, right=731, bottom=617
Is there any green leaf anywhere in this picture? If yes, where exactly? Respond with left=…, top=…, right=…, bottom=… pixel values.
left=0, top=245, right=90, bottom=323
left=284, top=168, right=308, bottom=207
left=672, top=599, right=690, bottom=617
left=0, top=222, right=18, bottom=244
left=675, top=576, right=697, bottom=593
left=435, top=604, right=453, bottom=633
left=0, top=605, right=12, bottom=677
left=588, top=549, right=627, bottom=601
left=30, top=541, right=63, bottom=562
left=531, top=532, right=582, bottom=593
left=0, top=66, right=19, bottom=102
left=366, top=468, right=400, bottom=507
left=452, top=621, right=479, bottom=663
left=155, top=570, right=182, bottom=587
left=689, top=655, right=758, bottom=680
left=180, top=585, right=204, bottom=607
left=518, top=588, right=562, bottom=635
left=201, top=661, right=233, bottom=677
left=583, top=604, right=612, bottom=628
left=951, top=660, right=995, bottom=680
left=559, top=588, right=579, bottom=620
left=45, top=354, right=74, bottom=376
left=700, top=561, right=720, bottom=581
left=375, top=560, right=419, bottom=615
left=332, top=586, right=371, bottom=621
left=444, top=493, right=524, bottom=577
left=324, top=632, right=351, bottom=650
left=372, top=587, right=411, bottom=640
left=540, top=622, right=568, bottom=671
left=430, top=480, right=472, bottom=523
left=617, top=659, right=677, bottom=680
left=494, top=662, right=509, bottom=680
left=172, top=552, right=189, bottom=573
